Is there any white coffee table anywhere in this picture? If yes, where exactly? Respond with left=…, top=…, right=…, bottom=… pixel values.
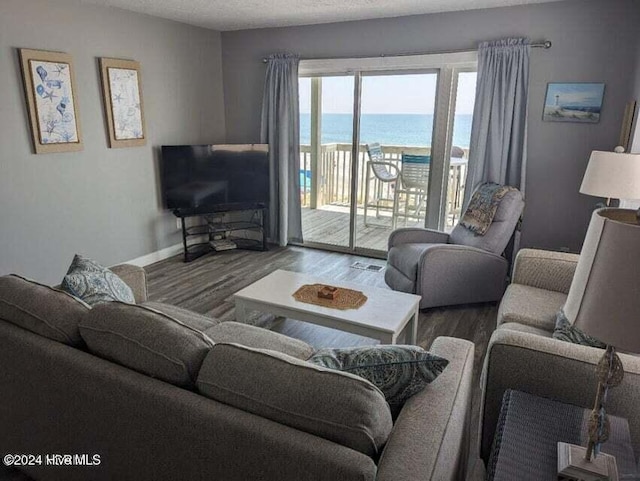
left=233, top=270, right=421, bottom=344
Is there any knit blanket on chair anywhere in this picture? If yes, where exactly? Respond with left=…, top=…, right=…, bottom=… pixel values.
left=459, top=182, right=516, bottom=236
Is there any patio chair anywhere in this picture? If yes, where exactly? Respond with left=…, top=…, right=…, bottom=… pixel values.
left=363, top=143, right=399, bottom=226
left=391, top=153, right=431, bottom=229
left=448, top=146, right=467, bottom=226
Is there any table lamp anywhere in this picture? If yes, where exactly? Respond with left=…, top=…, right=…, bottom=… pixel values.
left=580, top=148, right=640, bottom=222
left=557, top=208, right=640, bottom=480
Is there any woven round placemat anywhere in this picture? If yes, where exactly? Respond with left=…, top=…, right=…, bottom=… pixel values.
left=292, top=284, right=367, bottom=310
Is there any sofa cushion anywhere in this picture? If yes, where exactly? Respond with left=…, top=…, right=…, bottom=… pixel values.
left=0, top=274, right=89, bottom=346
left=61, top=254, right=135, bottom=306
left=79, top=302, right=216, bottom=388
left=206, top=321, right=313, bottom=360
left=497, top=284, right=567, bottom=332
left=498, top=322, right=553, bottom=338
left=552, top=309, right=606, bottom=349
left=196, top=343, right=393, bottom=458
left=308, top=345, right=448, bottom=418
left=142, top=301, right=222, bottom=328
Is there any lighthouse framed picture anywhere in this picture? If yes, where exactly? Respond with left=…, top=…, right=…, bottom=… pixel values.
left=99, top=57, right=146, bottom=148
left=19, top=48, right=83, bottom=154
left=543, top=82, right=605, bottom=123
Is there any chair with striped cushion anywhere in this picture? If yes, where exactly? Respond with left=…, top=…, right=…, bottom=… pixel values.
left=364, top=143, right=399, bottom=226
left=392, top=154, right=431, bottom=229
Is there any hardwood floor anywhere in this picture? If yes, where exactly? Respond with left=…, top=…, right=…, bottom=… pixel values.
left=146, top=245, right=497, bottom=472
left=146, top=244, right=496, bottom=351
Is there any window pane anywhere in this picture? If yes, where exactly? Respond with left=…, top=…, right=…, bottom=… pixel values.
left=356, top=73, right=438, bottom=252
left=300, top=76, right=355, bottom=248
left=445, top=71, right=477, bottom=230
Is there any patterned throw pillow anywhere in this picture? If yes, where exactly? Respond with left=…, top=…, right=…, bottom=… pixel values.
left=459, top=182, right=516, bottom=236
left=61, top=254, right=135, bottom=306
left=552, top=309, right=606, bottom=349
left=308, top=345, right=449, bottom=418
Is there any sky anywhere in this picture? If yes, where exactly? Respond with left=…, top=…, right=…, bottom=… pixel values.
left=299, top=72, right=477, bottom=115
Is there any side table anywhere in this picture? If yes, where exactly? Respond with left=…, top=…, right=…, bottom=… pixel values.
left=487, top=390, right=637, bottom=480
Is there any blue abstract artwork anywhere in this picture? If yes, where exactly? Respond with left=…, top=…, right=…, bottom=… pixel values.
left=107, top=67, right=144, bottom=140
left=29, top=60, right=79, bottom=143
left=543, top=83, right=605, bottom=123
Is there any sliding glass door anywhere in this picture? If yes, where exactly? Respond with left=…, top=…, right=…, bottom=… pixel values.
left=299, top=75, right=355, bottom=249
left=354, top=72, right=438, bottom=251
left=298, top=57, right=477, bottom=256
left=444, top=70, right=477, bottom=230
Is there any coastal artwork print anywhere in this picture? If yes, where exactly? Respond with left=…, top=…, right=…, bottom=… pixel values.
left=543, top=83, right=605, bottom=123
left=19, top=49, right=83, bottom=154
left=100, top=58, right=146, bottom=148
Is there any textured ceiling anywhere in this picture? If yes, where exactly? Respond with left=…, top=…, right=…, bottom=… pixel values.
left=80, top=0, right=569, bottom=31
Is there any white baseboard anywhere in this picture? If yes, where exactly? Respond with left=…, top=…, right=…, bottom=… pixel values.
left=125, top=243, right=184, bottom=267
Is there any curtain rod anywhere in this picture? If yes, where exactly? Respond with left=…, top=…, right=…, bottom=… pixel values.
left=262, top=40, right=551, bottom=63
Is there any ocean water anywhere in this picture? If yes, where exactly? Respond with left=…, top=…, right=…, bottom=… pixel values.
left=300, top=113, right=472, bottom=148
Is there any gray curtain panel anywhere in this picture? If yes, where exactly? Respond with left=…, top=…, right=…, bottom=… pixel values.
left=463, top=38, right=531, bottom=208
left=260, top=53, right=303, bottom=246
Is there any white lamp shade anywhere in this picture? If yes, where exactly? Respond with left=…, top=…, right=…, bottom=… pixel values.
left=580, top=151, right=640, bottom=200
left=564, top=208, right=640, bottom=353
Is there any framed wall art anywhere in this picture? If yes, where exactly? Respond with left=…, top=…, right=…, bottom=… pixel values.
left=542, top=82, right=605, bottom=123
left=100, top=58, right=146, bottom=148
left=19, top=48, right=83, bottom=154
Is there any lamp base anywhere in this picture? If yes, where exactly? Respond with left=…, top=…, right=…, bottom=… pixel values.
left=558, top=442, right=619, bottom=481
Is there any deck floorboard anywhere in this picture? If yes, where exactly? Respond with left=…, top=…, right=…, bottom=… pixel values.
left=301, top=206, right=422, bottom=251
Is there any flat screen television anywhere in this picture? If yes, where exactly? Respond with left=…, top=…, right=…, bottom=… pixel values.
left=160, top=144, right=269, bottom=213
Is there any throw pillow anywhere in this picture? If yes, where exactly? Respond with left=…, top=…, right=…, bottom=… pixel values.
left=459, top=182, right=516, bottom=236
left=308, top=344, right=449, bottom=417
left=552, top=309, right=606, bottom=349
left=61, top=254, right=135, bottom=306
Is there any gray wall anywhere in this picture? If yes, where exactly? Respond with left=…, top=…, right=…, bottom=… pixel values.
left=221, top=0, right=640, bottom=252
left=0, top=0, right=225, bottom=283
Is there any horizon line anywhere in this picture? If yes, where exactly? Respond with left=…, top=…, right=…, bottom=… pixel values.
left=299, top=111, right=474, bottom=115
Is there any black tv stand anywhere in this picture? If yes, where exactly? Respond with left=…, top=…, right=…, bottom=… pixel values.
left=173, top=206, right=268, bottom=262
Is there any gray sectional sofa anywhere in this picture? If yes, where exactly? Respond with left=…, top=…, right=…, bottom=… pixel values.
left=471, top=248, right=640, bottom=478
left=0, top=264, right=475, bottom=481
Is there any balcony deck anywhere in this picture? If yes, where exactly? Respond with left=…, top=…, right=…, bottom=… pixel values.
left=301, top=206, right=422, bottom=252
left=299, top=143, right=466, bottom=251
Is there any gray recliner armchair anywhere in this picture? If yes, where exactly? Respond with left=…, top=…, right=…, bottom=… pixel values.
left=385, top=188, right=525, bottom=309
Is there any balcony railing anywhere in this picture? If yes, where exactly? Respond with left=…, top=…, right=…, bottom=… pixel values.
left=300, top=144, right=468, bottom=228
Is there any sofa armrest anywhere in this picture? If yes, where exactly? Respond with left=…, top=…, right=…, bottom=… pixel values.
left=377, top=337, right=475, bottom=481
left=110, top=264, right=148, bottom=303
left=479, top=329, right=640, bottom=463
left=512, top=248, right=579, bottom=294
left=388, top=228, right=450, bottom=249
left=417, top=245, right=509, bottom=308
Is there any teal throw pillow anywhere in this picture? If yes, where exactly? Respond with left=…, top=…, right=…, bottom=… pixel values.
left=61, top=254, right=135, bottom=306
left=308, top=344, right=449, bottom=418
left=552, top=309, right=606, bottom=349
